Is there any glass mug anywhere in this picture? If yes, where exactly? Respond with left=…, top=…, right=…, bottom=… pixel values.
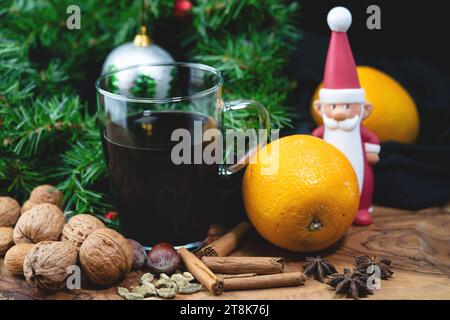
left=96, top=63, right=269, bottom=248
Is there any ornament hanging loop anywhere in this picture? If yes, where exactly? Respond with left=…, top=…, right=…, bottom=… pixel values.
left=134, top=26, right=151, bottom=47
left=134, top=0, right=152, bottom=47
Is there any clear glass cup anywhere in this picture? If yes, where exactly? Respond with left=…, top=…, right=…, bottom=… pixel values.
left=96, top=62, right=269, bottom=248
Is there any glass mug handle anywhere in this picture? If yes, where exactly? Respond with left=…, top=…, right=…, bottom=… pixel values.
left=220, top=99, right=270, bottom=175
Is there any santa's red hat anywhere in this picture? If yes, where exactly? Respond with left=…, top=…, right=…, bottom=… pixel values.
left=319, top=7, right=365, bottom=104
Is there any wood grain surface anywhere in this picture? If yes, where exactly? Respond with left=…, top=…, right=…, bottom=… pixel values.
left=1, top=206, right=450, bottom=300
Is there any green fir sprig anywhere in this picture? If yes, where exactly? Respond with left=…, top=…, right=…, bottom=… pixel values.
left=0, top=0, right=300, bottom=216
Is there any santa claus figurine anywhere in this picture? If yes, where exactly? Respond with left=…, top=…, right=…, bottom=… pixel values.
left=312, top=7, right=380, bottom=226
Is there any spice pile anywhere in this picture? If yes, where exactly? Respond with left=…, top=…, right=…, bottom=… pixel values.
left=1, top=185, right=394, bottom=300
left=118, top=272, right=202, bottom=300
left=191, top=222, right=306, bottom=293
left=303, top=255, right=394, bottom=299
left=192, top=222, right=394, bottom=299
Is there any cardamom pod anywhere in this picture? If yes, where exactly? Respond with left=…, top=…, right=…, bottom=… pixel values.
left=171, top=274, right=190, bottom=288
left=155, top=278, right=176, bottom=289
left=117, top=287, right=129, bottom=298
left=140, top=272, right=154, bottom=284
left=124, top=292, right=145, bottom=300
left=156, top=287, right=176, bottom=299
left=182, top=272, right=194, bottom=281
left=160, top=273, right=170, bottom=280
left=130, top=282, right=157, bottom=297
left=130, top=286, right=145, bottom=295
left=178, top=283, right=203, bottom=294
left=140, top=282, right=157, bottom=297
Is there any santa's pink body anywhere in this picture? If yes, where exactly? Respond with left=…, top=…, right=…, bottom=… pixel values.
left=312, top=125, right=379, bottom=225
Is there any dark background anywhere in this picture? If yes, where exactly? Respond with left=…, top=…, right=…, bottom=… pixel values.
left=79, top=1, right=449, bottom=221
left=298, top=0, right=449, bottom=67
left=288, top=0, right=450, bottom=211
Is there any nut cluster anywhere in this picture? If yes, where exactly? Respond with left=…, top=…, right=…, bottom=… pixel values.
left=1, top=185, right=137, bottom=294
left=0, top=184, right=191, bottom=298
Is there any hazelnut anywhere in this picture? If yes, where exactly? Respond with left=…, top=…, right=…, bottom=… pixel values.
left=23, top=241, right=78, bottom=292
left=0, top=227, right=14, bottom=256
left=4, top=243, right=35, bottom=275
left=20, top=199, right=39, bottom=214
left=29, top=185, right=63, bottom=207
left=127, top=239, right=147, bottom=270
left=0, top=196, right=21, bottom=227
left=79, top=228, right=132, bottom=286
left=147, top=243, right=180, bottom=274
left=62, top=214, right=105, bottom=248
left=13, top=203, right=65, bottom=244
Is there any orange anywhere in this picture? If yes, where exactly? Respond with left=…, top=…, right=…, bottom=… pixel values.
left=243, top=135, right=359, bottom=252
left=311, top=66, right=420, bottom=143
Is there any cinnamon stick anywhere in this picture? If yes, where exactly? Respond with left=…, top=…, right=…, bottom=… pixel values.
left=199, top=222, right=250, bottom=257
left=219, top=273, right=257, bottom=279
left=223, top=272, right=306, bottom=291
left=177, top=248, right=224, bottom=296
left=202, top=256, right=284, bottom=275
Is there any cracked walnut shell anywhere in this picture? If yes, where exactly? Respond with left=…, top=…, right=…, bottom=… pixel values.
left=23, top=241, right=78, bottom=292
left=0, top=227, right=14, bottom=256
left=29, top=185, right=63, bottom=207
left=13, top=203, right=65, bottom=244
left=4, top=243, right=35, bottom=275
left=79, top=228, right=133, bottom=286
left=62, top=214, right=106, bottom=247
left=0, top=196, right=21, bottom=227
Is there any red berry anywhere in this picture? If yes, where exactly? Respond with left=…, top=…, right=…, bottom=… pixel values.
left=147, top=242, right=180, bottom=274
left=175, top=0, right=192, bottom=17
left=103, top=212, right=118, bottom=220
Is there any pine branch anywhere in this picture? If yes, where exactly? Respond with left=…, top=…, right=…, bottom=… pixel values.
left=54, top=134, right=112, bottom=214
left=0, top=154, right=50, bottom=199
left=0, top=0, right=301, bottom=218
left=2, top=95, right=85, bottom=158
left=190, top=1, right=300, bottom=129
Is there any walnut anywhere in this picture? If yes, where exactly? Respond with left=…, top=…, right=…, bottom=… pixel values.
left=4, top=243, right=35, bottom=275
left=62, top=214, right=105, bottom=247
left=79, top=228, right=133, bottom=285
left=29, top=185, right=63, bottom=207
left=0, top=197, right=21, bottom=227
left=23, top=241, right=78, bottom=292
left=20, top=199, right=39, bottom=214
left=13, top=203, right=65, bottom=244
left=0, top=227, right=14, bottom=256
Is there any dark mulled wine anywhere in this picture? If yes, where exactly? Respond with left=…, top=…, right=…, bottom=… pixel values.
left=102, top=111, right=219, bottom=247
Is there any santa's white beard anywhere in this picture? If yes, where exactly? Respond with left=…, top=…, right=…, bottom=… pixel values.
left=323, top=114, right=364, bottom=193
left=323, top=114, right=360, bottom=131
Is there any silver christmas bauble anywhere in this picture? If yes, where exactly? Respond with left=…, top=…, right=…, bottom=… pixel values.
left=102, top=29, right=174, bottom=99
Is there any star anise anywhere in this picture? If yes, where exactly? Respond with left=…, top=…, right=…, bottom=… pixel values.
left=327, top=268, right=373, bottom=299
left=355, top=255, right=394, bottom=279
left=303, top=256, right=337, bottom=282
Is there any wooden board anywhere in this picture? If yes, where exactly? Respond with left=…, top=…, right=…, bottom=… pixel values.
left=1, top=206, right=450, bottom=300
